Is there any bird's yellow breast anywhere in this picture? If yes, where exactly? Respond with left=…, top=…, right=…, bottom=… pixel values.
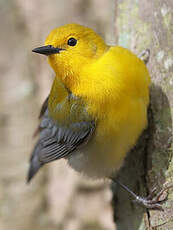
left=73, top=46, right=150, bottom=124
left=70, top=47, right=150, bottom=176
left=48, top=46, right=150, bottom=178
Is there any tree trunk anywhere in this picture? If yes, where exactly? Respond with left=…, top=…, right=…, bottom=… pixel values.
left=112, top=1, right=173, bottom=229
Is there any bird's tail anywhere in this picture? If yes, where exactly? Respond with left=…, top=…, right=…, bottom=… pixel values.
left=27, top=144, right=43, bottom=183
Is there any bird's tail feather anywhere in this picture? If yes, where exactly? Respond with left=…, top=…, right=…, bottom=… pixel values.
left=27, top=144, right=43, bottom=183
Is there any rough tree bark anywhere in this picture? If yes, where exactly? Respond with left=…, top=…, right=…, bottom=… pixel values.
left=112, top=1, right=173, bottom=229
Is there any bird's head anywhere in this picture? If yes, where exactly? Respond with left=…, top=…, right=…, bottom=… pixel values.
left=32, top=23, right=108, bottom=89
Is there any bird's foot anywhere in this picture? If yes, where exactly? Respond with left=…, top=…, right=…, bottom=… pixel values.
left=138, top=49, right=150, bottom=64
left=133, top=185, right=173, bottom=211
left=112, top=178, right=173, bottom=211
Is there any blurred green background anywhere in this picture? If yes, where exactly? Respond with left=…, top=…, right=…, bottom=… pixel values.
left=0, top=0, right=116, bottom=230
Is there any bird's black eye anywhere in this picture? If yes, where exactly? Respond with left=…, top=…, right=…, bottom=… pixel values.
left=67, top=37, right=77, bottom=46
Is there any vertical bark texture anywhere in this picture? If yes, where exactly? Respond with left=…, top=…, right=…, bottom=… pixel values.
left=112, top=0, right=173, bottom=229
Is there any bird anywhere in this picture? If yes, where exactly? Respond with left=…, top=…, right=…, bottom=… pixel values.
left=28, top=23, right=165, bottom=209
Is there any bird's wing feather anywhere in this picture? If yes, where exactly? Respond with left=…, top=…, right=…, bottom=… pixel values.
left=28, top=95, right=95, bottom=182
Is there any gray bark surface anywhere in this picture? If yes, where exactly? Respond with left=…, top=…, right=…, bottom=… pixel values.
left=112, top=1, right=173, bottom=229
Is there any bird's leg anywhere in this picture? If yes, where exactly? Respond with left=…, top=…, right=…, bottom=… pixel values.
left=138, top=49, right=150, bottom=64
left=111, top=178, right=173, bottom=211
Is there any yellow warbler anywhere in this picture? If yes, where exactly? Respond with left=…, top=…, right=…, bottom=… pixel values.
left=28, top=23, right=164, bottom=209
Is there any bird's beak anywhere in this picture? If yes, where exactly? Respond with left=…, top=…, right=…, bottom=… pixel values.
left=32, top=45, right=64, bottom=56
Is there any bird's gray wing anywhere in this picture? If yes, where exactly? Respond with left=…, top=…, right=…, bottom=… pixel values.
left=27, top=96, right=95, bottom=182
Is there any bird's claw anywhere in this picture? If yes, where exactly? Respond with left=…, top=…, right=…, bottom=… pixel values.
left=133, top=195, right=163, bottom=211
left=133, top=185, right=173, bottom=211
left=138, top=49, right=150, bottom=64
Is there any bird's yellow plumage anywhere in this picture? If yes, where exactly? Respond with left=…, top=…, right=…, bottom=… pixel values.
left=29, top=23, right=150, bottom=184
left=37, top=23, right=150, bottom=178
left=28, top=23, right=172, bottom=210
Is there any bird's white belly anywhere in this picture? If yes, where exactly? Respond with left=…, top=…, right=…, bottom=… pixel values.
left=67, top=143, right=123, bottom=179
